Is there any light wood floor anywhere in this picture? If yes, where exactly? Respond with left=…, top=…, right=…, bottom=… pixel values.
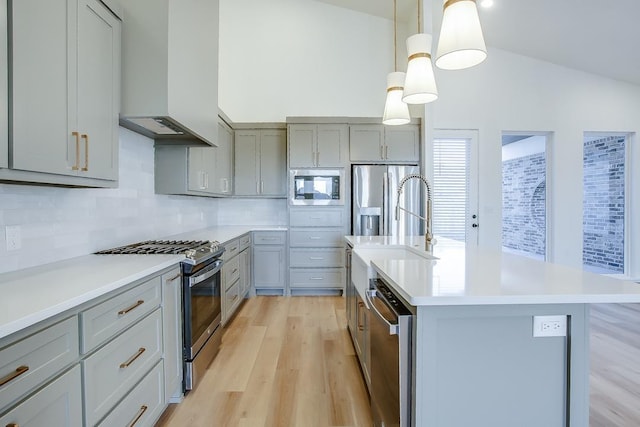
left=156, top=296, right=372, bottom=427
left=156, top=299, right=640, bottom=427
left=590, top=303, right=640, bottom=427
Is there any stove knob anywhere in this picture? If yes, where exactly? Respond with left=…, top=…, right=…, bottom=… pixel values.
left=185, top=249, right=196, bottom=259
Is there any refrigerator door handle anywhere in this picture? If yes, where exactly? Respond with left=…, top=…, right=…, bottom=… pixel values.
left=384, top=171, right=392, bottom=235
left=382, top=172, right=387, bottom=236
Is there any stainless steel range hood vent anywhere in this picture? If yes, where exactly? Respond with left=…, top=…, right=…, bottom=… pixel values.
left=120, top=0, right=219, bottom=147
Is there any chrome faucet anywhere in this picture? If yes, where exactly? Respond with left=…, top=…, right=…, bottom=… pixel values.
left=395, top=174, right=435, bottom=251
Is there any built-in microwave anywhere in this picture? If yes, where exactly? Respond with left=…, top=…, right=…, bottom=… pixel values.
left=289, top=169, right=345, bottom=205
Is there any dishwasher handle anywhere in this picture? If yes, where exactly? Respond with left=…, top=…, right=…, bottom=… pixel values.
left=366, top=289, right=399, bottom=335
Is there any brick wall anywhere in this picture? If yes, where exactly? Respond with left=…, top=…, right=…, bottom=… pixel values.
left=583, top=136, right=625, bottom=273
left=502, top=152, right=546, bottom=256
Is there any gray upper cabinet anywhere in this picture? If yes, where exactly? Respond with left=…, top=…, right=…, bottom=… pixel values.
left=156, top=116, right=233, bottom=197
left=6, top=0, right=121, bottom=186
left=289, top=124, right=348, bottom=168
left=350, top=124, right=419, bottom=163
left=213, top=120, right=233, bottom=195
left=234, top=129, right=286, bottom=197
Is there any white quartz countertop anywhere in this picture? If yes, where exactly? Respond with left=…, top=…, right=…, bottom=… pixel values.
left=0, top=225, right=287, bottom=341
left=0, top=254, right=183, bottom=340
left=164, top=225, right=287, bottom=245
left=346, top=236, right=640, bottom=306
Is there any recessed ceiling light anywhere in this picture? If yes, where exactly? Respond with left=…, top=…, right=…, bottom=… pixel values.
left=480, top=0, right=494, bottom=8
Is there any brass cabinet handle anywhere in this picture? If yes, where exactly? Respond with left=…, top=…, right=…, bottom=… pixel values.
left=72, top=131, right=80, bottom=170
left=118, top=300, right=144, bottom=316
left=358, top=301, right=365, bottom=331
left=127, top=405, right=148, bottom=427
left=0, top=365, right=29, bottom=387
left=120, top=347, right=146, bottom=369
left=167, top=273, right=181, bottom=282
left=81, top=134, right=89, bottom=171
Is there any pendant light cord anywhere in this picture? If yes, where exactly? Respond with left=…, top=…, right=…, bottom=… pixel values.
left=393, top=0, right=398, bottom=71
left=417, top=0, right=422, bottom=33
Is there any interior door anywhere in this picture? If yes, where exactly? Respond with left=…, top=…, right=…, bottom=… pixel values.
left=429, top=130, right=479, bottom=246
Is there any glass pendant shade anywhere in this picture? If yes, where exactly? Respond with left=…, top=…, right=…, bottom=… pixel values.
left=402, top=33, right=439, bottom=104
left=382, top=72, right=410, bottom=126
left=435, top=0, right=487, bottom=70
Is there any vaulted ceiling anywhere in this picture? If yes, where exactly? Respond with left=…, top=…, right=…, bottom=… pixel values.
left=313, top=0, right=640, bottom=86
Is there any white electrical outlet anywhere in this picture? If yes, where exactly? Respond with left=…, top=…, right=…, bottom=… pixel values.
left=533, top=315, right=567, bottom=337
left=5, top=225, right=22, bottom=251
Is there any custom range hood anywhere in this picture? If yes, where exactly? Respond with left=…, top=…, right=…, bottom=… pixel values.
left=120, top=0, right=219, bottom=146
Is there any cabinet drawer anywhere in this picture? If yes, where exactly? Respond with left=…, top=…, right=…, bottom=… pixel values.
left=253, top=231, right=286, bottom=245
left=83, top=309, right=163, bottom=426
left=222, top=239, right=240, bottom=261
left=223, top=256, right=241, bottom=290
left=289, top=249, right=344, bottom=268
left=0, top=316, right=79, bottom=410
left=239, top=233, right=251, bottom=251
left=290, top=268, right=345, bottom=289
left=224, top=280, right=241, bottom=313
left=290, top=228, right=344, bottom=247
left=97, top=361, right=164, bottom=427
left=290, top=209, right=343, bottom=227
left=0, top=365, right=82, bottom=427
left=80, top=276, right=161, bottom=353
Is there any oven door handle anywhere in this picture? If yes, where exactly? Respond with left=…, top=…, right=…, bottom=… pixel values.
left=366, top=289, right=399, bottom=335
left=189, top=260, right=223, bottom=287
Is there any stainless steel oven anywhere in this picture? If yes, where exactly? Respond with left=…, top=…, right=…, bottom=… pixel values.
left=182, top=257, right=223, bottom=391
left=367, top=278, right=413, bottom=427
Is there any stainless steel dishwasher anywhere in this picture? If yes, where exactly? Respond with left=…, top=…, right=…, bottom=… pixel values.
left=367, top=278, right=413, bottom=427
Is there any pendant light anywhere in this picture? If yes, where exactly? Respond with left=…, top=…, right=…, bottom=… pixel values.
left=382, top=0, right=410, bottom=126
left=402, top=0, right=438, bottom=104
left=435, top=0, right=487, bottom=70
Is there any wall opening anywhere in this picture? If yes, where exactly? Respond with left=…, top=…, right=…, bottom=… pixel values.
left=501, top=134, right=547, bottom=260
left=582, top=134, right=626, bottom=274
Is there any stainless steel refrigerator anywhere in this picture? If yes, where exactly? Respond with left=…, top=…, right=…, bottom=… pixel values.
left=352, top=165, right=422, bottom=237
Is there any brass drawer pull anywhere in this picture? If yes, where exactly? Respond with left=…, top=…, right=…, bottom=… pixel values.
left=118, top=300, right=144, bottom=316
left=127, top=405, right=148, bottom=427
left=0, top=365, right=29, bottom=387
left=120, top=347, right=146, bottom=369
left=167, top=273, right=181, bottom=282
left=81, top=134, right=89, bottom=171
left=71, top=131, right=80, bottom=170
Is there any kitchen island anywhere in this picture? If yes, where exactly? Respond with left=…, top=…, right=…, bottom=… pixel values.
left=346, top=236, right=640, bottom=427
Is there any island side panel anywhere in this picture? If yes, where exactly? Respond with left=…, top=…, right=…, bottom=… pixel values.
left=413, top=304, right=588, bottom=427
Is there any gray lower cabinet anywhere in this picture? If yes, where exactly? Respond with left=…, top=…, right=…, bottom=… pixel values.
left=0, top=265, right=180, bottom=426
left=83, top=309, right=163, bottom=425
left=253, top=231, right=287, bottom=295
left=96, top=361, right=164, bottom=427
left=161, top=267, right=183, bottom=403
left=0, top=365, right=83, bottom=427
left=288, top=207, right=346, bottom=294
left=222, top=234, right=252, bottom=325
left=0, top=316, right=79, bottom=411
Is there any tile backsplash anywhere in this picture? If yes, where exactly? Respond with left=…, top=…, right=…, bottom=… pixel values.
left=0, top=128, right=286, bottom=274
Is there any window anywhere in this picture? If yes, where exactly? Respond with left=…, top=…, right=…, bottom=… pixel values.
left=432, top=137, right=470, bottom=242
left=583, top=135, right=626, bottom=274
left=501, top=134, right=547, bottom=260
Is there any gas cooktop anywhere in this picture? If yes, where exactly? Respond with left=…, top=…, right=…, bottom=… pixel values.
left=95, top=240, right=223, bottom=265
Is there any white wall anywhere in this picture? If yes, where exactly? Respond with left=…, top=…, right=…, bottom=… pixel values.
left=219, top=0, right=402, bottom=122
left=426, top=47, right=640, bottom=270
